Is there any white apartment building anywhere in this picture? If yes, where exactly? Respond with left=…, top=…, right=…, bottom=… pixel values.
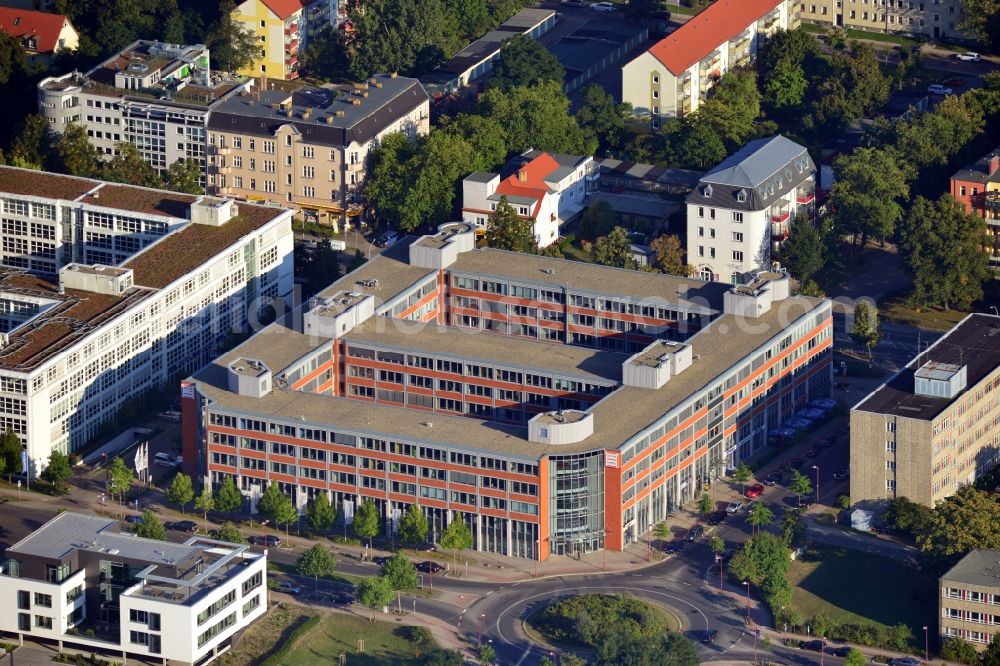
left=0, top=512, right=268, bottom=665
left=462, top=151, right=598, bottom=247
left=38, top=40, right=248, bottom=177
left=622, top=0, right=797, bottom=121
left=686, top=136, right=816, bottom=283
left=0, top=167, right=293, bottom=474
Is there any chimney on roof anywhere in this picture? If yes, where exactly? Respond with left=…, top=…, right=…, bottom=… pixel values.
left=518, top=168, right=528, bottom=183
left=351, top=98, right=361, bottom=106
left=990, top=154, right=1000, bottom=176
left=390, top=71, right=397, bottom=78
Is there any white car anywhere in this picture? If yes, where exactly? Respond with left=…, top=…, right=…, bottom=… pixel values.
left=956, top=51, right=980, bottom=62
left=153, top=452, right=180, bottom=468
left=927, top=83, right=953, bottom=95
left=725, top=501, right=745, bottom=514
left=591, top=2, right=615, bottom=11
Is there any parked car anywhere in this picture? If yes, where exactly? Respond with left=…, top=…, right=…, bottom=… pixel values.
left=247, top=535, right=281, bottom=547
left=707, top=510, right=726, bottom=525
left=928, top=83, right=953, bottom=95
left=561, top=0, right=587, bottom=5
left=124, top=514, right=143, bottom=524
left=158, top=410, right=182, bottom=422
left=800, top=639, right=825, bottom=652
left=702, top=629, right=719, bottom=644
left=374, top=231, right=400, bottom=247
left=372, top=556, right=393, bottom=567
left=796, top=407, right=828, bottom=421
left=833, top=469, right=849, bottom=481
left=888, top=658, right=921, bottom=666
left=804, top=446, right=819, bottom=458
left=416, top=560, right=445, bottom=574
left=784, top=417, right=815, bottom=431
left=797, top=495, right=817, bottom=508
left=330, top=590, right=355, bottom=605
left=664, top=541, right=685, bottom=554
left=764, top=471, right=782, bottom=486
left=825, top=645, right=853, bottom=657
left=275, top=581, right=301, bottom=596
left=591, top=1, right=615, bottom=10
left=153, top=452, right=179, bottom=468
left=746, top=483, right=765, bottom=499
left=956, top=51, right=981, bottom=61
left=166, top=520, right=197, bottom=533
left=686, top=524, right=704, bottom=542
left=726, top=501, right=745, bottom=514
left=328, top=239, right=347, bottom=251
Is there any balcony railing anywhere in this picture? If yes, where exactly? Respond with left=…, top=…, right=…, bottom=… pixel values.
left=771, top=211, right=790, bottom=223
left=796, top=192, right=815, bottom=205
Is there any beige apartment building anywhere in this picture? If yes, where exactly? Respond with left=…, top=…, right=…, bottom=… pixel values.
left=940, top=550, right=1000, bottom=650
left=206, top=74, right=429, bottom=226
left=799, top=0, right=968, bottom=40
left=850, top=313, right=1000, bottom=509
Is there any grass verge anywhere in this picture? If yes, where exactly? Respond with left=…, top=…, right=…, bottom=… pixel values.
left=787, top=545, right=933, bottom=648
left=280, top=612, right=435, bottom=666
left=267, top=560, right=364, bottom=587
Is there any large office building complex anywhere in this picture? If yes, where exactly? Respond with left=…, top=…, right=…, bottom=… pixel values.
left=206, top=73, right=429, bottom=226
left=851, top=314, right=1000, bottom=508
left=185, top=223, right=833, bottom=561
left=38, top=41, right=248, bottom=179
left=0, top=167, right=293, bottom=474
left=622, top=0, right=797, bottom=122
left=686, top=136, right=817, bottom=283
left=0, top=512, right=267, bottom=665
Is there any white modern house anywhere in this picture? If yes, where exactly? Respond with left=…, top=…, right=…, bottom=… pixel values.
left=462, top=151, right=598, bottom=247
left=621, top=0, right=797, bottom=123
left=0, top=167, right=294, bottom=475
left=685, top=135, right=816, bottom=284
left=0, top=512, right=268, bottom=665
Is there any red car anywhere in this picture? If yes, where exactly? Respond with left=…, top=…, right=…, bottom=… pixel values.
left=746, top=483, right=765, bottom=499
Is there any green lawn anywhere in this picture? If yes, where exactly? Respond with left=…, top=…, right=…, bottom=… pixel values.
left=879, top=279, right=1000, bottom=332
left=279, top=613, right=430, bottom=666
left=787, top=546, right=933, bottom=644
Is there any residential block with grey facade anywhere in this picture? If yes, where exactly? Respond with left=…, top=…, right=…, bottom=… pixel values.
left=940, top=550, right=1000, bottom=650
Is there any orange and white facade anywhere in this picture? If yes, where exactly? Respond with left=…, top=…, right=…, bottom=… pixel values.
left=185, top=224, right=833, bottom=561
left=461, top=152, right=597, bottom=248
left=621, top=0, right=797, bottom=122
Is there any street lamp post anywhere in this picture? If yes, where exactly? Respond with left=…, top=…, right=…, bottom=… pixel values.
left=990, top=306, right=999, bottom=316
left=715, top=554, right=724, bottom=591
left=550, top=650, right=558, bottom=666
left=812, top=464, right=820, bottom=503
left=923, top=625, right=929, bottom=661
left=743, top=580, right=751, bottom=622
left=479, top=613, right=486, bottom=646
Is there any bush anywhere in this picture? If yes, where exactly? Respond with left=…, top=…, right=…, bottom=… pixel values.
left=533, top=594, right=668, bottom=647
left=259, top=616, right=320, bottom=666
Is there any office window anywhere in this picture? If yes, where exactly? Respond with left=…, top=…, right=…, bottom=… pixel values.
left=33, top=593, right=52, bottom=608
left=698, top=246, right=704, bottom=257
left=732, top=251, right=743, bottom=262
left=698, top=227, right=704, bottom=237
left=732, top=232, right=743, bottom=242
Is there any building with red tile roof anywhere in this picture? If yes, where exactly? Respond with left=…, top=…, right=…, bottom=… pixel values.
left=622, top=0, right=797, bottom=121
left=462, top=151, right=597, bottom=247
left=0, top=7, right=78, bottom=62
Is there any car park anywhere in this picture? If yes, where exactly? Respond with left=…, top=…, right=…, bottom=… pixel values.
left=796, top=407, right=828, bottom=421
left=928, top=83, right=953, bottom=95
left=746, top=483, right=765, bottom=499
left=784, top=417, right=815, bottom=431
left=416, top=560, right=445, bottom=573
left=726, top=501, right=745, bottom=514
left=764, top=471, right=782, bottom=486
left=702, top=629, right=719, bottom=644
left=166, top=520, right=197, bottom=533
left=956, top=51, right=980, bottom=61
left=275, top=582, right=301, bottom=596
left=247, top=535, right=281, bottom=547
left=686, top=524, right=704, bottom=541
left=833, top=469, right=849, bottom=481
left=808, top=398, right=837, bottom=410
left=591, top=1, right=615, bottom=10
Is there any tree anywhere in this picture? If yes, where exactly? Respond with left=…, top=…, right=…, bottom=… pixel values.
left=399, top=502, right=429, bottom=546
left=727, top=533, right=791, bottom=590
left=851, top=301, right=882, bottom=361
left=104, top=143, right=163, bottom=188
left=423, top=649, right=466, bottom=666
left=195, top=486, right=214, bottom=532
left=560, top=655, right=587, bottom=666
left=779, top=508, right=804, bottom=546
left=788, top=470, right=813, bottom=506
left=623, top=0, right=671, bottom=23
left=579, top=200, right=617, bottom=242
left=364, top=132, right=418, bottom=232
left=41, top=450, right=72, bottom=491
left=106, top=456, right=133, bottom=505
left=301, top=26, right=349, bottom=80
left=697, top=70, right=761, bottom=146
left=167, top=473, right=195, bottom=513
left=649, top=234, right=690, bottom=276
left=732, top=463, right=752, bottom=494
left=940, top=636, right=980, bottom=665
left=207, top=0, right=259, bottom=72
left=576, top=84, right=631, bottom=153
left=653, top=522, right=671, bottom=543
left=357, top=575, right=394, bottom=611
left=53, top=124, right=101, bottom=178
left=133, top=509, right=166, bottom=540
left=672, top=115, right=727, bottom=170
left=709, top=535, right=726, bottom=556
left=488, top=35, right=565, bottom=91
left=843, top=648, right=866, bottom=666
left=884, top=497, right=933, bottom=537
left=383, top=553, right=419, bottom=590
left=215, top=476, right=243, bottom=515
left=591, top=226, right=636, bottom=269
left=164, top=158, right=204, bottom=194
left=297, top=544, right=336, bottom=594
left=747, top=501, right=775, bottom=536
left=440, top=513, right=474, bottom=568
left=985, top=632, right=1000, bottom=666
left=305, top=494, right=337, bottom=534
left=917, top=487, right=1000, bottom=570
left=0, top=429, right=20, bottom=480
left=829, top=148, right=909, bottom=251
left=216, top=521, right=246, bottom=545
left=959, top=0, right=1000, bottom=51
left=477, top=642, right=496, bottom=666
left=780, top=219, right=826, bottom=283
left=258, top=483, right=296, bottom=538
left=10, top=115, right=52, bottom=168
left=353, top=497, right=380, bottom=548
left=898, top=195, right=990, bottom=312
left=400, top=131, right=479, bottom=231
left=439, top=113, right=507, bottom=172
left=478, top=81, right=596, bottom=156
left=485, top=197, right=537, bottom=253
left=0, top=32, right=26, bottom=87
left=763, top=58, right=808, bottom=112
left=698, top=493, right=714, bottom=515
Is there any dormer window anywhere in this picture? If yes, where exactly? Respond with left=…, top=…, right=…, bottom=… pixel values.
left=784, top=168, right=792, bottom=180
left=735, top=189, right=747, bottom=203
left=796, top=159, right=804, bottom=174
left=703, top=184, right=713, bottom=197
